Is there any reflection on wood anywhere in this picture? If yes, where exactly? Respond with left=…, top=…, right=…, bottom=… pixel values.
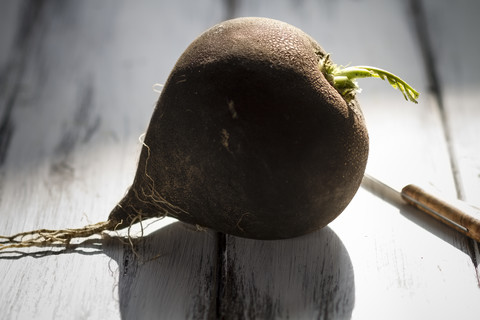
left=219, top=228, right=354, bottom=319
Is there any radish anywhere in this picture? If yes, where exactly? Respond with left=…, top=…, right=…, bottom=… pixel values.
left=0, top=17, right=418, bottom=248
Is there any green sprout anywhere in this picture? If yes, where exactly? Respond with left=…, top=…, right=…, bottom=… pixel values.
left=319, top=54, right=419, bottom=104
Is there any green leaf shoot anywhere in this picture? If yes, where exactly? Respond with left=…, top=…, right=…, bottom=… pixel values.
left=319, top=54, right=419, bottom=104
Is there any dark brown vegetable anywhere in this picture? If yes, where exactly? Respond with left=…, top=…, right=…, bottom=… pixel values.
left=109, top=17, right=369, bottom=239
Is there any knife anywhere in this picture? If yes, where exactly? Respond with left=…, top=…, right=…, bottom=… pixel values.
left=362, top=174, right=480, bottom=242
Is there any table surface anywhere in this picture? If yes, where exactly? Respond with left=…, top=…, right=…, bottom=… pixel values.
left=1, top=1, right=479, bottom=319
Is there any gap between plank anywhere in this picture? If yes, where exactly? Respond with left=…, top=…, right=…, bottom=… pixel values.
left=409, top=0, right=479, bottom=285
left=409, top=0, right=464, bottom=200
left=214, top=232, right=227, bottom=319
left=224, top=0, right=238, bottom=20
left=0, top=1, right=47, bottom=165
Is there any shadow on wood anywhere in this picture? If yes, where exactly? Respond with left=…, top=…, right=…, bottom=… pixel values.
left=219, top=227, right=355, bottom=319
left=101, top=220, right=355, bottom=319
left=103, top=222, right=218, bottom=320
left=0, top=221, right=218, bottom=319
left=0, top=220, right=354, bottom=319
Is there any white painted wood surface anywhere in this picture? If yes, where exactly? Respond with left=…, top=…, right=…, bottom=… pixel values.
left=1, top=1, right=479, bottom=319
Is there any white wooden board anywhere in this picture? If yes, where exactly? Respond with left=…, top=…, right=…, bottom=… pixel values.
left=422, top=0, right=480, bottom=277
left=1, top=1, right=479, bottom=319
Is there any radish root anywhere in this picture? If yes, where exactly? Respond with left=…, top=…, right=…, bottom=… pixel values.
left=0, top=220, right=118, bottom=251
left=0, top=213, right=153, bottom=252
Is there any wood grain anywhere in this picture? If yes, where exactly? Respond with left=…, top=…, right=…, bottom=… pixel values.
left=1, top=1, right=480, bottom=319
left=421, top=0, right=480, bottom=279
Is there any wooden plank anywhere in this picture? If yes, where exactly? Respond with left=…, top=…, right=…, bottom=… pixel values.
left=219, top=0, right=480, bottom=319
left=0, top=0, right=26, bottom=71
left=0, top=0, right=39, bottom=162
left=219, top=228, right=355, bottom=319
left=2, top=1, right=480, bottom=319
left=0, top=1, right=225, bottom=319
left=421, top=0, right=480, bottom=279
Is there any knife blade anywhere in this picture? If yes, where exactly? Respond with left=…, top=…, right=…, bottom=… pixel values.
left=362, top=174, right=480, bottom=242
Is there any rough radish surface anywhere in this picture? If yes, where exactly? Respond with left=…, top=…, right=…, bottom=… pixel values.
left=110, top=17, right=369, bottom=239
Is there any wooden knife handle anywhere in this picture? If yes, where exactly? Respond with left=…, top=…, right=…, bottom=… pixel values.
left=401, top=184, right=480, bottom=242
